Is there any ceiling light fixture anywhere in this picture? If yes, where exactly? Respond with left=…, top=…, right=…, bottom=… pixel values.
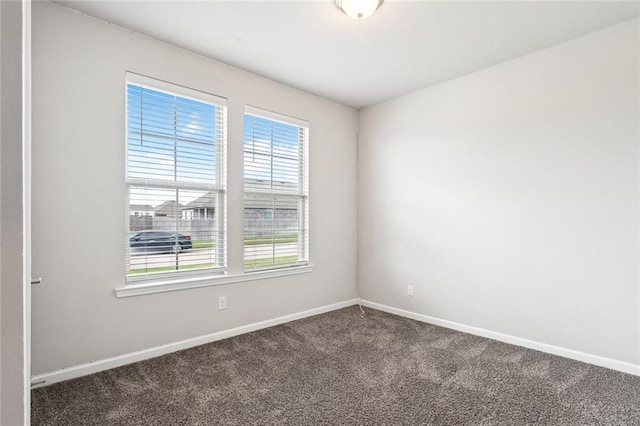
left=336, top=0, right=384, bottom=20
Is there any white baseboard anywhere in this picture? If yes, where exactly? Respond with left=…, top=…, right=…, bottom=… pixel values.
left=33, top=297, right=638, bottom=389
left=31, top=298, right=359, bottom=388
left=361, top=300, right=640, bottom=377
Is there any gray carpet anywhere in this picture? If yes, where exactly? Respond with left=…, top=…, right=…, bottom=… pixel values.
left=32, top=306, right=640, bottom=425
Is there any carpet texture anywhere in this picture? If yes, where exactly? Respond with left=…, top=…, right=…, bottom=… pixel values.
left=32, top=306, right=640, bottom=425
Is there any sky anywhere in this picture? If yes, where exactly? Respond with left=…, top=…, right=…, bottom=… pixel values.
left=127, top=84, right=304, bottom=207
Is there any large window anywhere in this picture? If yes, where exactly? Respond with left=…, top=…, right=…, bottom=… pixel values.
left=125, top=73, right=226, bottom=279
left=243, top=107, right=309, bottom=270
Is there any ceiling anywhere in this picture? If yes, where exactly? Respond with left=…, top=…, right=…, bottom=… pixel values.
left=56, top=1, right=640, bottom=109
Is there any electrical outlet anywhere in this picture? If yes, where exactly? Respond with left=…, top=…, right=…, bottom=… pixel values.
left=407, top=285, right=414, bottom=297
left=218, top=296, right=227, bottom=310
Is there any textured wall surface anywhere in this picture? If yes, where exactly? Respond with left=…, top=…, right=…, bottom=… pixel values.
left=358, top=19, right=640, bottom=364
left=31, top=2, right=358, bottom=376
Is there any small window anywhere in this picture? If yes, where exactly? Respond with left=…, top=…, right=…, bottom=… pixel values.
left=125, top=73, right=227, bottom=280
left=243, top=106, right=309, bottom=270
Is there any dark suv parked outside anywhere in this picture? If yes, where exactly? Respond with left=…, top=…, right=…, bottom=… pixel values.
left=129, top=230, right=192, bottom=254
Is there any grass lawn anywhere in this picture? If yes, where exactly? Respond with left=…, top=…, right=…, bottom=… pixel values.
left=243, top=255, right=298, bottom=269
left=192, top=240, right=215, bottom=250
left=243, top=234, right=298, bottom=246
left=128, top=262, right=215, bottom=275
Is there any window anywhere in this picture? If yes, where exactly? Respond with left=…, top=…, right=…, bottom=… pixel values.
left=243, top=106, right=309, bottom=270
left=125, top=73, right=226, bottom=280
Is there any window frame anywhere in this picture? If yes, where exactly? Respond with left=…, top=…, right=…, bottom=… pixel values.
left=243, top=105, right=310, bottom=272
left=124, top=72, right=227, bottom=283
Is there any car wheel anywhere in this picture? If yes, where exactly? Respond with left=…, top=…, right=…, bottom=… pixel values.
left=172, top=243, right=183, bottom=254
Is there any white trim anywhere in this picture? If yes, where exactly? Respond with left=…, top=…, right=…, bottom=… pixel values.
left=244, top=260, right=308, bottom=274
left=125, top=178, right=224, bottom=192
left=637, top=33, right=640, bottom=369
left=115, top=264, right=314, bottom=298
left=22, top=1, right=32, bottom=423
left=126, top=71, right=227, bottom=106
left=361, top=300, right=640, bottom=377
left=31, top=298, right=358, bottom=388
left=126, top=265, right=227, bottom=285
left=245, top=104, right=309, bottom=128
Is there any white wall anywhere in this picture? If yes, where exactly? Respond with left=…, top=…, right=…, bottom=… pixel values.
left=1, top=0, right=27, bottom=423
left=358, top=19, right=640, bottom=364
left=31, top=2, right=358, bottom=376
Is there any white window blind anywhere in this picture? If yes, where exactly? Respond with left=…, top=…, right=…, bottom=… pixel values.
left=243, top=106, right=309, bottom=270
left=125, top=73, right=227, bottom=280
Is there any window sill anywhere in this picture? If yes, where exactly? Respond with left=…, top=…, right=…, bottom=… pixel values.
left=114, top=264, right=314, bottom=298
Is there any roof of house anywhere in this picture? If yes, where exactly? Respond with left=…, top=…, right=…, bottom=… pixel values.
left=130, top=204, right=154, bottom=211
left=154, top=200, right=184, bottom=216
left=185, top=192, right=216, bottom=209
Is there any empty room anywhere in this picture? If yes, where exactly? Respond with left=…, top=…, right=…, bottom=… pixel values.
left=1, top=0, right=640, bottom=424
